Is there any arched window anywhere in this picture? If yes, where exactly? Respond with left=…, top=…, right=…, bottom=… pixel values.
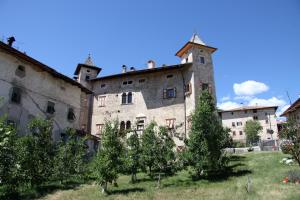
left=120, top=121, right=125, bottom=132
left=127, top=92, right=132, bottom=104
left=121, top=93, right=127, bottom=104
left=126, top=121, right=131, bottom=130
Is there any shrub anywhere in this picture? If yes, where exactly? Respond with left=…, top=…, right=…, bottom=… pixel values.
left=287, top=170, right=300, bottom=183
left=280, top=141, right=293, bottom=154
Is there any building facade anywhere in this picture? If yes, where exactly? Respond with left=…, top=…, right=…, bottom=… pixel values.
left=73, top=34, right=217, bottom=147
left=0, top=34, right=217, bottom=148
left=281, top=98, right=300, bottom=126
left=219, top=106, right=279, bottom=143
left=0, top=39, right=91, bottom=141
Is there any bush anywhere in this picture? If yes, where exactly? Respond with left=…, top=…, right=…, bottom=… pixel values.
left=287, top=170, right=300, bottom=183
left=280, top=141, right=293, bottom=154
left=233, top=141, right=246, bottom=148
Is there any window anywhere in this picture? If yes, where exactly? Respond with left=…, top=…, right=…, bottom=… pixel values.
left=185, top=83, right=192, bottom=94
left=265, top=119, right=269, bottom=124
left=123, top=81, right=128, bottom=85
left=231, top=112, right=234, bottom=115
left=265, top=112, right=268, bottom=116
left=166, top=74, right=173, bottom=78
left=137, top=119, right=145, bottom=130
left=96, top=124, right=104, bottom=135
left=232, top=131, right=236, bottom=136
left=127, top=92, right=132, bottom=104
left=126, top=121, right=131, bottom=130
left=128, top=81, right=133, bottom=84
left=163, top=88, right=176, bottom=99
left=239, top=131, right=243, bottom=135
left=98, top=96, right=106, bottom=107
left=87, top=69, right=90, bottom=72
left=166, top=118, right=176, bottom=129
left=85, top=75, right=90, bottom=80
left=15, top=65, right=25, bottom=78
left=122, top=93, right=127, bottom=104
left=100, top=84, right=106, bottom=88
left=237, top=122, right=243, bottom=126
left=253, top=116, right=258, bottom=120
left=46, top=101, right=55, bottom=114
left=253, top=109, right=257, bottom=113
left=120, top=121, right=125, bottom=132
left=232, top=122, right=235, bottom=127
left=67, top=108, right=76, bottom=121
left=11, top=87, right=21, bottom=104
left=200, top=56, right=205, bottom=64
left=139, top=79, right=145, bottom=83
left=202, top=83, right=209, bottom=91
left=244, top=110, right=247, bottom=114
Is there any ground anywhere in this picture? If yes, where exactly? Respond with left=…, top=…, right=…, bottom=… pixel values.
left=39, top=152, right=300, bottom=200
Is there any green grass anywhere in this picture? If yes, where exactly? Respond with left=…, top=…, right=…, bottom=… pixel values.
left=39, top=152, right=300, bottom=200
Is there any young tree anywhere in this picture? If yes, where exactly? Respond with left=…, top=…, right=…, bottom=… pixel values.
left=17, top=118, right=55, bottom=186
left=0, top=117, right=20, bottom=198
left=126, top=131, right=141, bottom=183
left=244, top=120, right=262, bottom=146
left=279, top=118, right=300, bottom=166
left=53, top=128, right=87, bottom=183
left=93, top=121, right=124, bottom=194
left=140, top=122, right=159, bottom=177
left=186, top=90, right=231, bottom=177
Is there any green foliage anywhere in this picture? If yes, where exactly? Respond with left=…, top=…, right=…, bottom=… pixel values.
left=233, top=141, right=247, bottom=148
left=93, top=121, right=124, bottom=193
left=0, top=117, right=20, bottom=199
left=287, top=169, right=300, bottom=183
left=17, top=118, right=55, bottom=186
left=279, top=118, right=300, bottom=166
left=185, top=90, right=231, bottom=176
left=126, top=131, right=141, bottom=183
left=53, top=128, right=87, bottom=183
left=140, top=122, right=176, bottom=182
left=244, top=120, right=262, bottom=145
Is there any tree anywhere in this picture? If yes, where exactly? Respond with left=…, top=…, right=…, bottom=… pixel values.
left=126, top=131, right=141, bottom=183
left=186, top=90, right=231, bottom=177
left=0, top=117, right=20, bottom=199
left=244, top=120, right=262, bottom=146
left=279, top=118, right=300, bottom=166
left=53, top=128, right=87, bottom=183
left=93, top=121, right=124, bottom=194
left=17, top=118, right=55, bottom=186
left=140, top=122, right=159, bottom=177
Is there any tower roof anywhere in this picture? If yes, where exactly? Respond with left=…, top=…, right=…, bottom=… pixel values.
left=190, top=33, right=206, bottom=45
left=175, top=33, right=217, bottom=57
left=84, top=54, right=94, bottom=66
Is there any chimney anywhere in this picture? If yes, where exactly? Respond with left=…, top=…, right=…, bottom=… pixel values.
left=147, top=60, right=155, bottom=69
left=7, top=36, right=15, bottom=47
left=122, top=65, right=127, bottom=73
left=130, top=67, right=135, bottom=71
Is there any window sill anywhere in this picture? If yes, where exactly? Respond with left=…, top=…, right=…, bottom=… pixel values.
left=121, top=103, right=133, bottom=105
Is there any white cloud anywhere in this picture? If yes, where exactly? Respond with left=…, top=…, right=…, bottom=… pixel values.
left=221, top=95, right=230, bottom=102
left=217, top=101, right=241, bottom=110
left=234, top=95, right=254, bottom=101
left=233, top=80, right=269, bottom=96
left=248, top=97, right=286, bottom=107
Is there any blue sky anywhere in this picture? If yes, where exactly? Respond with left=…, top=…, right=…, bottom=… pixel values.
left=1, top=0, right=299, bottom=116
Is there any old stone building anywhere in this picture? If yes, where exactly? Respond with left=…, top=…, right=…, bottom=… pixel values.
left=72, top=34, right=217, bottom=147
left=0, top=34, right=217, bottom=148
left=0, top=38, right=92, bottom=141
left=281, top=98, right=300, bottom=125
left=219, top=106, right=279, bottom=143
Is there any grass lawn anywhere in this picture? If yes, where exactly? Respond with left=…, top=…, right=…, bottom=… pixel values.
left=39, top=152, right=300, bottom=200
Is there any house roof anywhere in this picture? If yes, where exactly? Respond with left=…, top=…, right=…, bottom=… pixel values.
left=281, top=98, right=300, bottom=117
left=219, top=105, right=278, bottom=113
left=74, top=54, right=102, bottom=75
left=0, top=41, right=92, bottom=94
left=90, top=63, right=192, bottom=81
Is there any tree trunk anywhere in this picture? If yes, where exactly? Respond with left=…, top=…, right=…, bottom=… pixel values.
left=157, top=173, right=161, bottom=188
left=101, top=182, right=107, bottom=194
left=113, top=179, right=118, bottom=187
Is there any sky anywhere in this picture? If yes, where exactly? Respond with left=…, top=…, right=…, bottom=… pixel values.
left=1, top=0, right=299, bottom=117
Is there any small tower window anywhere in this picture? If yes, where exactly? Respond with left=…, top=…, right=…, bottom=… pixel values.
left=200, top=56, right=205, bottom=64
left=67, top=108, right=76, bottom=121
left=128, top=81, right=133, bottom=84
left=166, top=74, right=173, bottom=79
left=46, top=101, right=55, bottom=114
left=163, top=88, right=176, bottom=99
left=120, top=121, right=125, bottom=132
left=10, top=87, right=22, bottom=104
left=85, top=75, right=90, bottom=80
left=15, top=65, right=26, bottom=78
